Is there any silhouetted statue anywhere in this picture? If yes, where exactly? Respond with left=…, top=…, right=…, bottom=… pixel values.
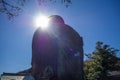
left=31, top=15, right=84, bottom=80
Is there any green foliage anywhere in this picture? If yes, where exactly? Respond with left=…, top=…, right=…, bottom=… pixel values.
left=84, top=60, right=101, bottom=80
left=84, top=41, right=119, bottom=80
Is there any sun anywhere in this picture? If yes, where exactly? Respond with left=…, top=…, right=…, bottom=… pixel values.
left=34, top=15, right=49, bottom=30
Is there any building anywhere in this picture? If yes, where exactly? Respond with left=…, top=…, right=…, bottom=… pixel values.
left=108, top=71, right=120, bottom=80
left=0, top=72, right=35, bottom=80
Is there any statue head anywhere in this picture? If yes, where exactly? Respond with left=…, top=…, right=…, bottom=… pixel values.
left=31, top=15, right=84, bottom=80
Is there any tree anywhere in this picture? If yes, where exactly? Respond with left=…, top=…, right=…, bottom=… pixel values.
left=84, top=60, right=102, bottom=80
left=84, top=41, right=119, bottom=80
left=0, top=0, right=72, bottom=19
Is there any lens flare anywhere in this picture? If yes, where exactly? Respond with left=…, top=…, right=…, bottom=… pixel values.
left=34, top=15, right=49, bottom=30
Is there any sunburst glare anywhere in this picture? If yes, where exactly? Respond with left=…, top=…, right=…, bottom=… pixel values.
left=34, top=15, right=49, bottom=30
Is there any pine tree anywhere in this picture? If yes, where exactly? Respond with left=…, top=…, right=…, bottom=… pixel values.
left=84, top=41, right=119, bottom=80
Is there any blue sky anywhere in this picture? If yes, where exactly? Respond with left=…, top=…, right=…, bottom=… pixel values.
left=0, top=0, right=120, bottom=74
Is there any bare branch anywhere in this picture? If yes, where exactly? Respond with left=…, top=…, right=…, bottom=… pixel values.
left=0, top=0, right=72, bottom=19
left=0, top=0, right=26, bottom=19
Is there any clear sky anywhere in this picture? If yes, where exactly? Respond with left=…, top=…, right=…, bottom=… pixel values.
left=0, top=0, right=120, bottom=75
